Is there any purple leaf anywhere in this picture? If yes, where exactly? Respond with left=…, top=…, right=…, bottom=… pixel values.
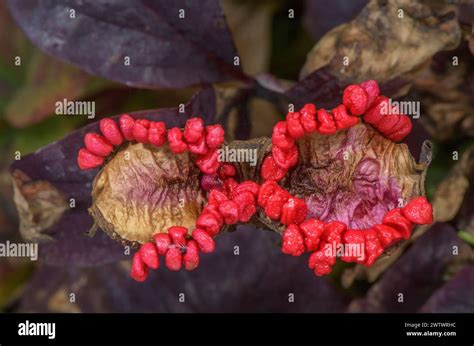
left=420, top=266, right=474, bottom=313
left=348, top=223, right=469, bottom=313
left=18, top=226, right=349, bottom=312
left=6, top=0, right=246, bottom=88
left=9, top=87, right=216, bottom=267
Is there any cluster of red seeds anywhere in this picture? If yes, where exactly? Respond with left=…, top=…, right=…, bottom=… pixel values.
left=78, top=79, right=433, bottom=282
left=259, top=80, right=431, bottom=276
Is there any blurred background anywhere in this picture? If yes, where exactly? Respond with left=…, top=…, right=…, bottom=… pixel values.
left=0, top=0, right=473, bottom=312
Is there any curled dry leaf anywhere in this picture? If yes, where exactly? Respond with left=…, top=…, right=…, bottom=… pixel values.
left=300, top=0, right=461, bottom=83
left=6, top=0, right=244, bottom=88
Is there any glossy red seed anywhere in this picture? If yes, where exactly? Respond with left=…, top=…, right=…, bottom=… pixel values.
left=196, top=212, right=221, bottom=236
left=137, top=119, right=150, bottom=128
left=280, top=196, right=307, bottom=225
left=183, top=240, right=200, bottom=271
left=264, top=188, right=289, bottom=220
left=167, top=127, right=188, bottom=154
left=308, top=250, right=334, bottom=276
left=340, top=229, right=365, bottom=263
left=192, top=228, right=215, bottom=253
left=375, top=114, right=401, bottom=134
left=84, top=133, right=113, bottom=157
left=316, top=109, right=337, bottom=135
left=219, top=164, right=237, bottom=178
left=202, top=205, right=224, bottom=226
left=153, top=233, right=172, bottom=256
left=188, top=135, right=208, bottom=155
left=271, top=145, right=298, bottom=170
left=363, top=96, right=389, bottom=125
left=272, top=121, right=295, bottom=150
left=363, top=228, right=384, bottom=266
left=234, top=181, right=260, bottom=197
left=132, top=121, right=149, bottom=143
left=119, top=114, right=136, bottom=141
left=257, top=180, right=278, bottom=207
left=218, top=200, right=240, bottom=224
left=184, top=117, right=204, bottom=144
left=343, top=84, right=368, bottom=116
left=332, top=104, right=360, bottom=130
left=196, top=149, right=220, bottom=174
left=402, top=196, right=433, bottom=225
left=165, top=247, right=183, bottom=271
left=382, top=208, right=414, bottom=240
left=299, top=219, right=325, bottom=252
left=282, top=224, right=305, bottom=256
left=99, top=118, right=123, bottom=146
left=205, top=124, right=225, bottom=149
left=300, top=104, right=318, bottom=133
left=322, top=221, right=347, bottom=247
left=286, top=112, right=306, bottom=139
left=131, top=252, right=149, bottom=282
left=233, top=191, right=257, bottom=222
left=359, top=80, right=380, bottom=108
left=207, top=189, right=229, bottom=207
left=148, top=121, right=167, bottom=147
left=77, top=148, right=104, bottom=170
left=139, top=242, right=160, bottom=269
left=373, top=224, right=402, bottom=248
left=168, top=226, right=188, bottom=246
left=261, top=155, right=287, bottom=181
left=385, top=115, right=413, bottom=142
left=224, top=177, right=238, bottom=197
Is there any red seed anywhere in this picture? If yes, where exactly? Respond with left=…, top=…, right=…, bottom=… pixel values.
left=183, top=240, right=200, bottom=271
left=84, top=133, right=113, bottom=157
left=165, top=247, right=183, bottom=271
left=131, top=252, right=149, bottom=282
left=363, top=96, right=389, bottom=125
left=148, top=121, right=167, bottom=147
left=382, top=208, right=414, bottom=240
left=168, top=226, right=188, bottom=246
left=192, top=228, right=215, bottom=253
left=316, top=109, right=337, bottom=135
left=261, top=155, right=287, bottom=181
left=99, top=118, right=123, bottom=146
left=257, top=180, right=278, bottom=208
left=402, top=196, right=433, bottom=225
left=207, top=189, right=229, bottom=207
left=139, top=242, right=160, bottom=270
left=264, top=187, right=289, bottom=220
left=218, top=200, right=240, bottom=224
left=332, top=104, right=360, bottom=130
left=188, top=135, right=208, bottom=155
left=132, top=121, right=149, bottom=144
left=308, top=250, right=334, bottom=276
left=375, top=114, right=401, bottom=134
left=234, top=181, right=260, bottom=197
left=77, top=148, right=104, bottom=170
left=119, top=114, right=136, bottom=141
left=205, top=124, right=225, bottom=149
left=340, top=229, right=365, bottom=264
left=224, top=177, right=239, bottom=197
left=202, top=205, right=224, bottom=226
left=342, top=84, right=368, bottom=116
left=196, top=212, right=221, bottom=236
left=280, top=196, right=307, bottom=225
left=299, top=104, right=318, bottom=133
left=385, top=115, right=412, bottom=142
left=359, top=80, right=380, bottom=108
left=373, top=224, right=402, bottom=248
left=184, top=117, right=204, bottom=144
left=299, top=219, right=325, bottom=252
left=282, top=224, right=305, bottom=256
left=167, top=127, right=188, bottom=154
left=232, top=191, right=257, bottom=222
left=195, top=149, right=220, bottom=174
left=271, top=145, right=298, bottom=170
left=153, top=233, right=172, bottom=256
left=272, top=121, right=295, bottom=150
left=137, top=119, right=150, bottom=128
left=322, top=221, right=347, bottom=247
left=363, top=228, right=384, bottom=266
left=219, top=164, right=237, bottom=179
left=286, top=112, right=306, bottom=139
